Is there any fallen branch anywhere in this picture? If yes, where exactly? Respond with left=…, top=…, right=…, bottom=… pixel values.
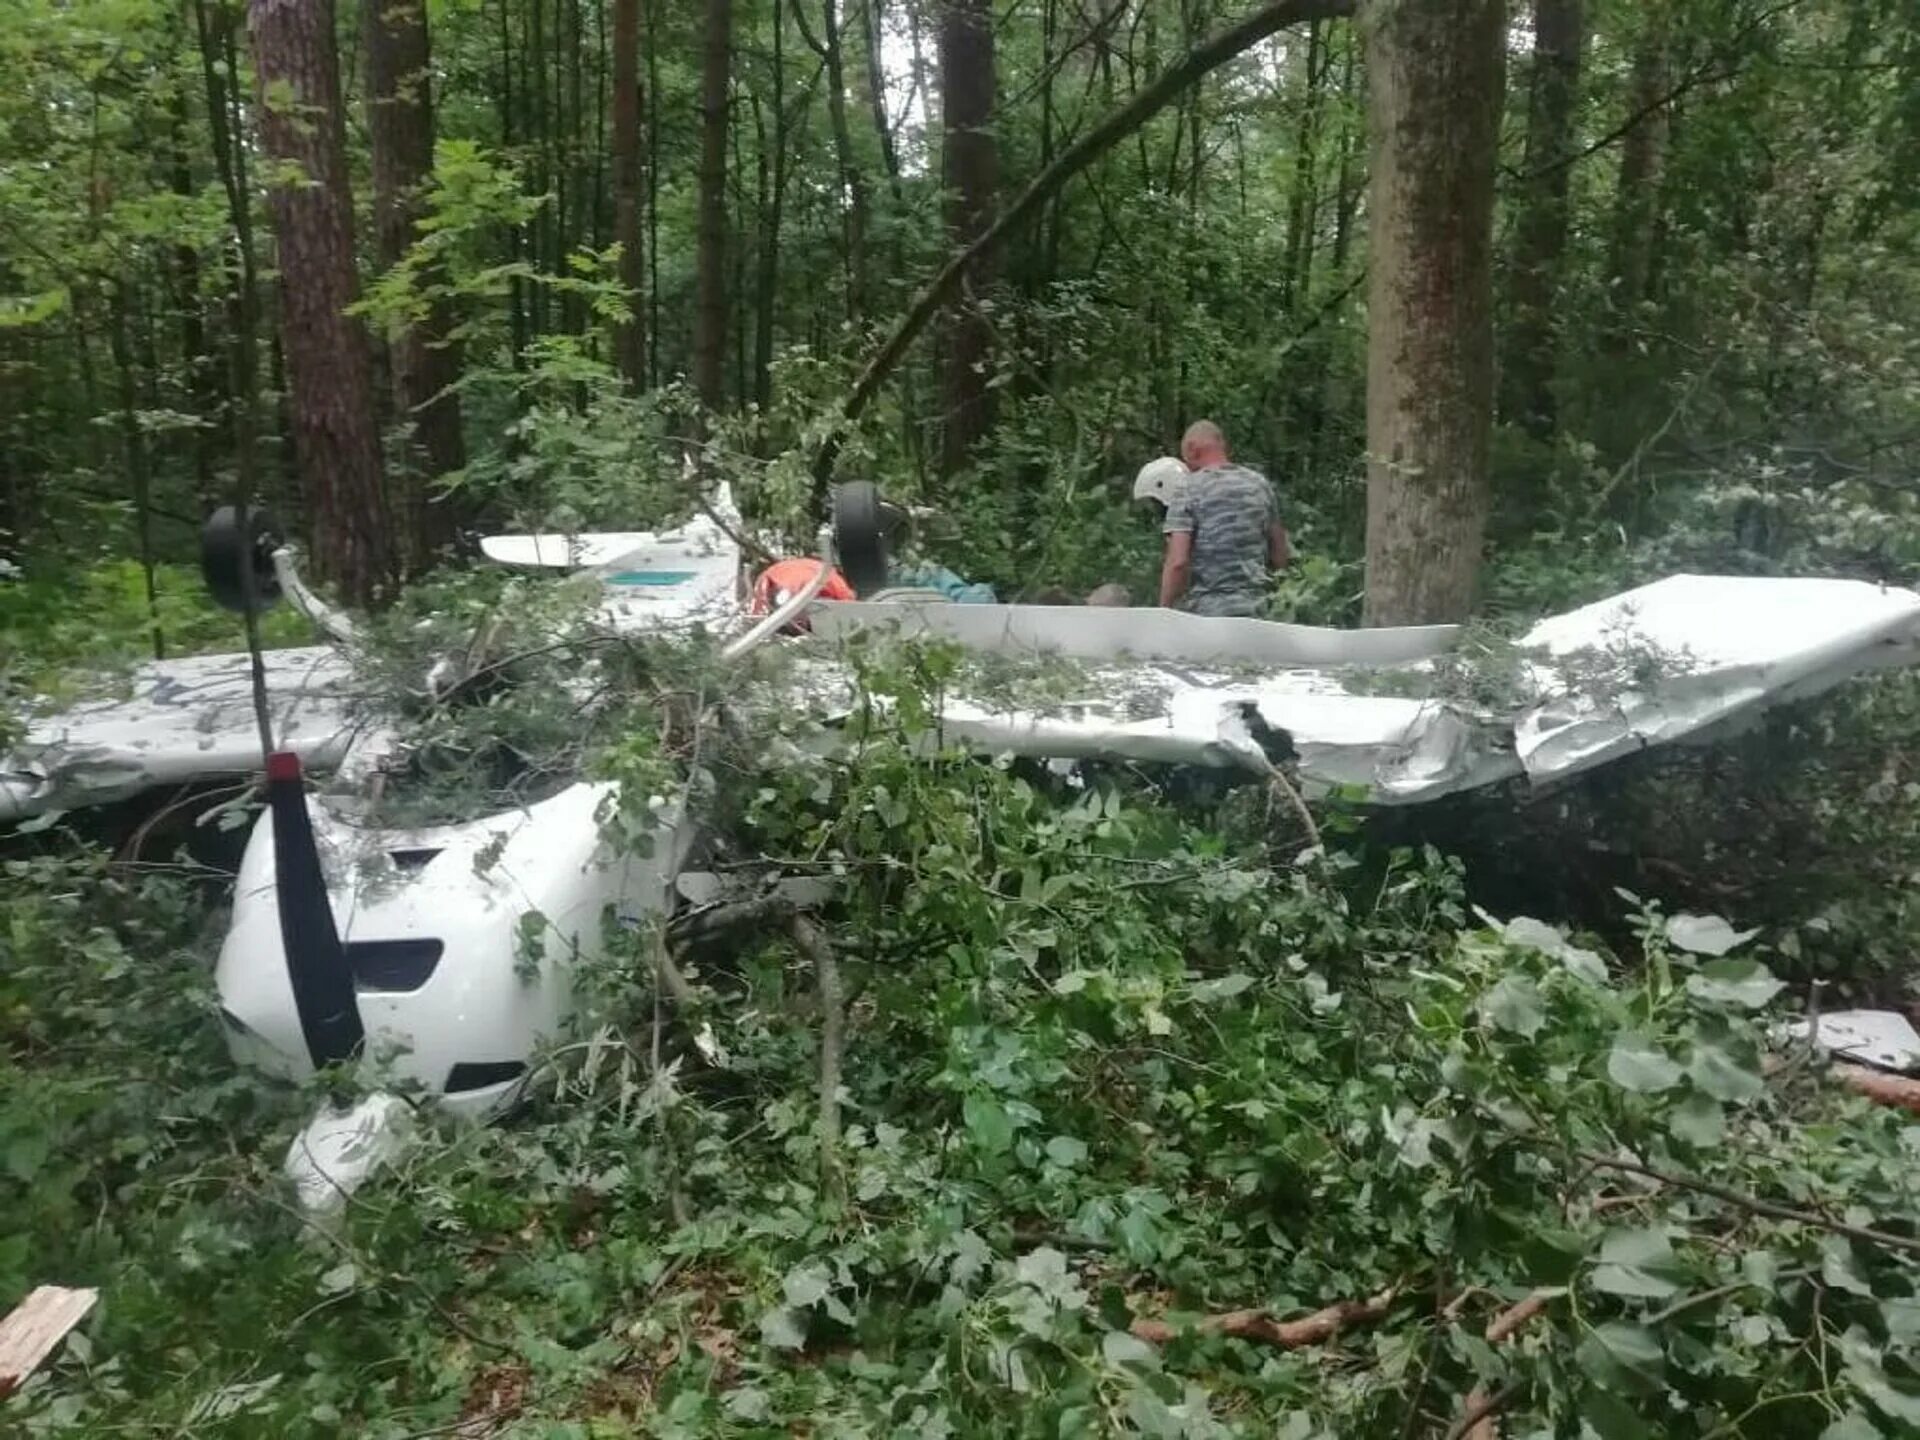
left=1576, top=1152, right=1920, bottom=1257
left=1447, top=1382, right=1524, bottom=1440
left=1129, top=1289, right=1394, bottom=1349
left=1833, top=1063, right=1920, bottom=1117
left=808, top=0, right=1356, bottom=509
left=1456, top=1290, right=1553, bottom=1439
left=789, top=914, right=846, bottom=1203
left=0, top=1287, right=98, bottom=1398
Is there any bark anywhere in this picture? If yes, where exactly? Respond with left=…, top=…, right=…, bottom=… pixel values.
left=796, top=0, right=869, bottom=318
left=167, top=92, right=218, bottom=507
left=937, top=0, right=998, bottom=480
left=1131, top=1290, right=1395, bottom=1348
left=1360, top=0, right=1504, bottom=627
left=108, top=283, right=164, bottom=660
left=1503, top=0, right=1585, bottom=438
left=610, top=0, right=646, bottom=388
left=250, top=0, right=390, bottom=603
left=1606, top=6, right=1671, bottom=339
left=691, top=0, right=732, bottom=414
left=1280, top=19, right=1326, bottom=316
left=365, top=0, right=466, bottom=562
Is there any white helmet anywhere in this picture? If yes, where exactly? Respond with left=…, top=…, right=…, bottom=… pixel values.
left=1132, top=456, right=1189, bottom=507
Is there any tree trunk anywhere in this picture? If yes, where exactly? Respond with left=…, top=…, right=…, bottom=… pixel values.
left=1361, top=0, right=1504, bottom=626
left=1280, top=20, right=1325, bottom=316
left=1502, top=0, right=1584, bottom=438
left=250, top=0, right=390, bottom=603
left=691, top=0, right=731, bottom=414
left=753, top=0, right=787, bottom=418
left=937, top=0, right=997, bottom=480
left=610, top=0, right=646, bottom=388
left=797, top=0, right=869, bottom=319
left=365, top=0, right=466, bottom=564
left=1606, top=5, right=1670, bottom=341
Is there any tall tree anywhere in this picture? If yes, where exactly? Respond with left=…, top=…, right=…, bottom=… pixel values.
left=1503, top=0, right=1584, bottom=438
left=1606, top=4, right=1672, bottom=342
left=937, top=0, right=997, bottom=480
left=250, top=0, right=389, bottom=602
left=691, top=0, right=732, bottom=414
left=1361, top=0, right=1504, bottom=626
left=610, top=0, right=646, bottom=388
left=365, top=0, right=466, bottom=561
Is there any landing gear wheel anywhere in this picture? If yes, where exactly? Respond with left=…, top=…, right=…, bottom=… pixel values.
left=831, top=481, right=890, bottom=598
left=201, top=505, right=284, bottom=614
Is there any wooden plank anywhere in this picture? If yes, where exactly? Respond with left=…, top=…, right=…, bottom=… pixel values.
left=0, top=1286, right=98, bottom=1398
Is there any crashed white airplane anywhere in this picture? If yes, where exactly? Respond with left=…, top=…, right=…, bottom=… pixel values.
left=6, top=483, right=1920, bottom=1207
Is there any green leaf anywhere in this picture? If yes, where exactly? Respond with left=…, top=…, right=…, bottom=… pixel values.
left=1585, top=1391, right=1653, bottom=1440
left=1666, top=913, right=1760, bottom=956
left=1589, top=1228, right=1686, bottom=1299
left=759, top=1304, right=807, bottom=1351
left=1821, top=1239, right=1874, bottom=1297
left=1666, top=1092, right=1725, bottom=1148
left=1608, top=1035, right=1683, bottom=1093
left=964, top=1093, right=1015, bottom=1153
left=1189, top=973, right=1254, bottom=1004
left=782, top=1261, right=834, bottom=1308
left=1480, top=975, right=1548, bottom=1038
left=1045, top=1135, right=1089, bottom=1168
left=1100, top=1329, right=1160, bottom=1370
left=1686, top=1041, right=1765, bottom=1103
left=1576, top=1321, right=1665, bottom=1395
left=1823, top=1412, right=1885, bottom=1440
left=1685, top=958, right=1786, bottom=1009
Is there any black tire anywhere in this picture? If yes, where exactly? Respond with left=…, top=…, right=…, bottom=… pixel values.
left=201, top=505, right=284, bottom=614
left=832, top=481, right=890, bottom=597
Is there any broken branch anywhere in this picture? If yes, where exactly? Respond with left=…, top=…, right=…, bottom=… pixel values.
left=1576, top=1151, right=1920, bottom=1257
left=1129, top=1289, right=1394, bottom=1349
left=0, top=1287, right=98, bottom=1399
left=789, top=914, right=846, bottom=1202
left=1833, top=1063, right=1920, bottom=1117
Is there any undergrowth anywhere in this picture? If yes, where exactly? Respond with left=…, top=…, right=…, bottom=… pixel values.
left=5, top=644, right=1920, bottom=1437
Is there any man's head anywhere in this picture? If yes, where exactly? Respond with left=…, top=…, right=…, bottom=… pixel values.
left=1180, top=419, right=1229, bottom=470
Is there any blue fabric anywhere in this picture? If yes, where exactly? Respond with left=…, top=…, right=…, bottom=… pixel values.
left=892, top=563, right=998, bottom=604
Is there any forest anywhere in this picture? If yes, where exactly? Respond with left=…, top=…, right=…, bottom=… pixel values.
left=7, top=0, right=1920, bottom=1433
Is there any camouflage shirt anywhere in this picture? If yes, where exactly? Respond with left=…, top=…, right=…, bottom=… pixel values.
left=1162, top=462, right=1279, bottom=617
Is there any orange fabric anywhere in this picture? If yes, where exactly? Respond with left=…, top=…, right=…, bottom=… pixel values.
left=750, top=558, right=855, bottom=616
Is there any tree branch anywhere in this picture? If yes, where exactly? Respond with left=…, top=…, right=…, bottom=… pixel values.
left=1577, top=1152, right=1920, bottom=1257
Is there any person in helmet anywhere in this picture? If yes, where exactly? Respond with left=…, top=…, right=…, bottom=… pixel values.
left=1157, top=421, right=1290, bottom=617
left=1132, top=455, right=1189, bottom=515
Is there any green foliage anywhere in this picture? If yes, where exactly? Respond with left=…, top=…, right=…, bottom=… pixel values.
left=11, top=647, right=1920, bottom=1436
left=0, top=559, right=309, bottom=715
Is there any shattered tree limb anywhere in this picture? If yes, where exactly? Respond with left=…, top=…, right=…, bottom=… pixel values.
left=789, top=914, right=847, bottom=1202
left=808, top=0, right=1357, bottom=508
left=1129, top=1289, right=1394, bottom=1349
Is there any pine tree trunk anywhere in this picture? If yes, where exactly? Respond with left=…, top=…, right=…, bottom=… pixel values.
left=1361, top=0, right=1504, bottom=626
left=250, top=0, right=390, bottom=603
left=365, top=0, right=466, bottom=563
left=610, top=0, right=646, bottom=388
left=937, top=0, right=997, bottom=480
left=1607, top=7, right=1670, bottom=341
left=1503, top=0, right=1584, bottom=437
left=691, top=0, right=731, bottom=414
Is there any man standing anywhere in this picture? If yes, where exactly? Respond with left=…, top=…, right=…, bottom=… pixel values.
left=1158, top=420, right=1290, bottom=616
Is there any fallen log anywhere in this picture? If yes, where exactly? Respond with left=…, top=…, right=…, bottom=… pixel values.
left=1833, top=1062, right=1920, bottom=1116
left=1129, top=1289, right=1394, bottom=1349
left=0, top=1286, right=98, bottom=1398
